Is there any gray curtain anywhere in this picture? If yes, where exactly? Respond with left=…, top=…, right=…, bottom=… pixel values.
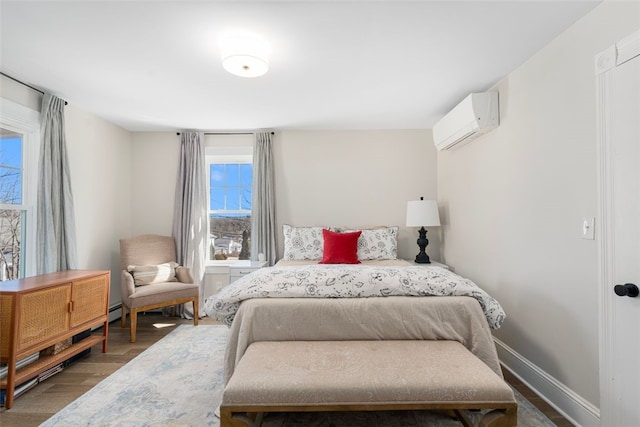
left=37, top=93, right=77, bottom=274
left=172, top=131, right=207, bottom=318
left=251, top=131, right=277, bottom=265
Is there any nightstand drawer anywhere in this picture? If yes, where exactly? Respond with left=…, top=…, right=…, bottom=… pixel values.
left=229, top=261, right=267, bottom=283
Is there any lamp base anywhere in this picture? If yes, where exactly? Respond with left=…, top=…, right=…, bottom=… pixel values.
left=414, top=254, right=431, bottom=264
left=414, top=226, right=431, bottom=264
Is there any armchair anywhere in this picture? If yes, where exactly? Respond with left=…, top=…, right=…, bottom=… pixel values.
left=119, top=234, right=199, bottom=343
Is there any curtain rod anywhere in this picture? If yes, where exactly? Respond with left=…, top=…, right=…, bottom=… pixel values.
left=0, top=72, right=68, bottom=105
left=176, top=131, right=274, bottom=136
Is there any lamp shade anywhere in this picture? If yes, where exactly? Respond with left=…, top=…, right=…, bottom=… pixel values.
left=406, top=199, right=440, bottom=227
left=220, top=32, right=270, bottom=78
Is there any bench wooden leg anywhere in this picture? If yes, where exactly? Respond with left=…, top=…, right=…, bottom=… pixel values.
left=456, top=404, right=518, bottom=427
left=220, top=407, right=264, bottom=427
left=219, top=406, right=234, bottom=427
left=479, top=405, right=518, bottom=427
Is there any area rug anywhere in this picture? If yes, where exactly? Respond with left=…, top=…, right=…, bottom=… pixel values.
left=41, top=325, right=556, bottom=427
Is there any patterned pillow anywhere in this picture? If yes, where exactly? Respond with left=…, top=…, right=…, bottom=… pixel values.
left=282, top=225, right=325, bottom=260
left=341, top=227, right=399, bottom=260
left=127, top=262, right=179, bottom=286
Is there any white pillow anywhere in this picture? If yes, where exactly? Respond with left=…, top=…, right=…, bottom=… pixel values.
left=127, top=262, right=179, bottom=286
left=282, top=225, right=325, bottom=260
left=341, top=226, right=399, bottom=260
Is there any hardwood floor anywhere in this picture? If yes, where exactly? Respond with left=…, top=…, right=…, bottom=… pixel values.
left=1, top=312, right=573, bottom=427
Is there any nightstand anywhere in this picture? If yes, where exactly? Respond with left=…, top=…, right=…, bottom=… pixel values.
left=229, top=260, right=268, bottom=283
left=405, top=260, right=450, bottom=270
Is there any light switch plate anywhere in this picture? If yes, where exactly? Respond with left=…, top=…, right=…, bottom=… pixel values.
left=581, top=217, right=595, bottom=240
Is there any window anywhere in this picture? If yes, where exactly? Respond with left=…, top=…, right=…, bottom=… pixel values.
left=205, top=135, right=253, bottom=262
left=0, top=99, right=39, bottom=280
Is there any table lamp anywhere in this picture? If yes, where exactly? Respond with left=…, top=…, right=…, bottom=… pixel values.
left=405, top=197, right=440, bottom=263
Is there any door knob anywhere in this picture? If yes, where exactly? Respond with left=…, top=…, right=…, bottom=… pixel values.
left=614, top=283, right=639, bottom=297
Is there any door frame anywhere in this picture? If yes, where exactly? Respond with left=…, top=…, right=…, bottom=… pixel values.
left=595, top=29, right=640, bottom=427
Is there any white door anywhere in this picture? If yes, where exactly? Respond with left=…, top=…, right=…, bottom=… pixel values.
left=596, top=30, right=640, bottom=427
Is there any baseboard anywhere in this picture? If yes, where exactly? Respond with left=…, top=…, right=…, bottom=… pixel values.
left=108, top=303, right=122, bottom=323
left=494, top=337, right=600, bottom=427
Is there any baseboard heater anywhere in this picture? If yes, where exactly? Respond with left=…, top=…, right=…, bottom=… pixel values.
left=108, top=303, right=122, bottom=324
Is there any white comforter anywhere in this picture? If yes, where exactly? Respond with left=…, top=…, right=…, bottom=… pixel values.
left=204, top=265, right=506, bottom=329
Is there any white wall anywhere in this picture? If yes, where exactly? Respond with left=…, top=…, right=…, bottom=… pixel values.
left=130, top=132, right=180, bottom=235
left=65, top=106, right=132, bottom=307
left=437, top=1, right=640, bottom=424
left=0, top=75, right=133, bottom=309
left=274, top=130, right=440, bottom=261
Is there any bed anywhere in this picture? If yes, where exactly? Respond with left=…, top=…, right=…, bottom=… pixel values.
left=203, top=225, right=506, bottom=384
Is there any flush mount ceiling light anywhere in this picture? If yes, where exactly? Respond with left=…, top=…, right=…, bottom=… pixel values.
left=220, top=32, right=270, bottom=78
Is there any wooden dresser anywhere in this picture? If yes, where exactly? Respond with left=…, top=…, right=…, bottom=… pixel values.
left=0, top=270, right=110, bottom=409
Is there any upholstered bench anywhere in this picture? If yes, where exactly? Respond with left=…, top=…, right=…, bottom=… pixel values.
left=220, top=340, right=517, bottom=427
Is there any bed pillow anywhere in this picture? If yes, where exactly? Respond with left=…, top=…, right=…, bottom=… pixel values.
left=282, top=225, right=325, bottom=260
left=319, top=229, right=361, bottom=264
left=341, top=226, right=399, bottom=260
left=127, top=262, right=179, bottom=286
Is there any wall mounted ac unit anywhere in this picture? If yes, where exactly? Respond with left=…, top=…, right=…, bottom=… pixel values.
left=432, top=92, right=499, bottom=151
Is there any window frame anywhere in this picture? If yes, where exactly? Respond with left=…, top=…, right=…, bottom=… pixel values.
left=205, top=137, right=253, bottom=264
left=0, top=98, right=40, bottom=279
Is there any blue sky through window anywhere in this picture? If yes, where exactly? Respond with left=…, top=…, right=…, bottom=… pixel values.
left=209, top=163, right=252, bottom=216
left=0, top=136, right=23, bottom=204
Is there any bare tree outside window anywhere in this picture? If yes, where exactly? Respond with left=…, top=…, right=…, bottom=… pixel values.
left=0, top=209, right=22, bottom=280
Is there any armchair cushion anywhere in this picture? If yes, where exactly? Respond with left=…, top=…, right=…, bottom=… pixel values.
left=126, top=281, right=199, bottom=309
left=127, top=262, right=179, bottom=286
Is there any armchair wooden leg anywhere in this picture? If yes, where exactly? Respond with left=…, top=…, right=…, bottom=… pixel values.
left=121, top=305, right=127, bottom=328
left=130, top=309, right=138, bottom=343
left=193, top=297, right=199, bottom=325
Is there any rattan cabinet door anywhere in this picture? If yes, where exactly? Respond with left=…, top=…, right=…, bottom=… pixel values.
left=18, top=285, right=72, bottom=352
left=0, top=295, right=14, bottom=358
left=70, top=274, right=109, bottom=328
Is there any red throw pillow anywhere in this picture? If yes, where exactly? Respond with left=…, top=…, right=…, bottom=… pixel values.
left=319, top=229, right=361, bottom=264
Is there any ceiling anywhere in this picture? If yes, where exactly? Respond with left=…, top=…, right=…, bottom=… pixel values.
left=0, top=1, right=600, bottom=132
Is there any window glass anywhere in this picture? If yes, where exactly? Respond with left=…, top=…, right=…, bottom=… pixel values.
left=241, top=187, right=252, bottom=209
left=208, top=161, right=252, bottom=261
left=0, top=135, right=23, bottom=205
left=226, top=187, right=240, bottom=211
left=210, top=164, right=225, bottom=186
left=0, top=209, right=25, bottom=280
left=210, top=187, right=224, bottom=209
left=226, top=164, right=240, bottom=186
left=0, top=131, right=26, bottom=280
